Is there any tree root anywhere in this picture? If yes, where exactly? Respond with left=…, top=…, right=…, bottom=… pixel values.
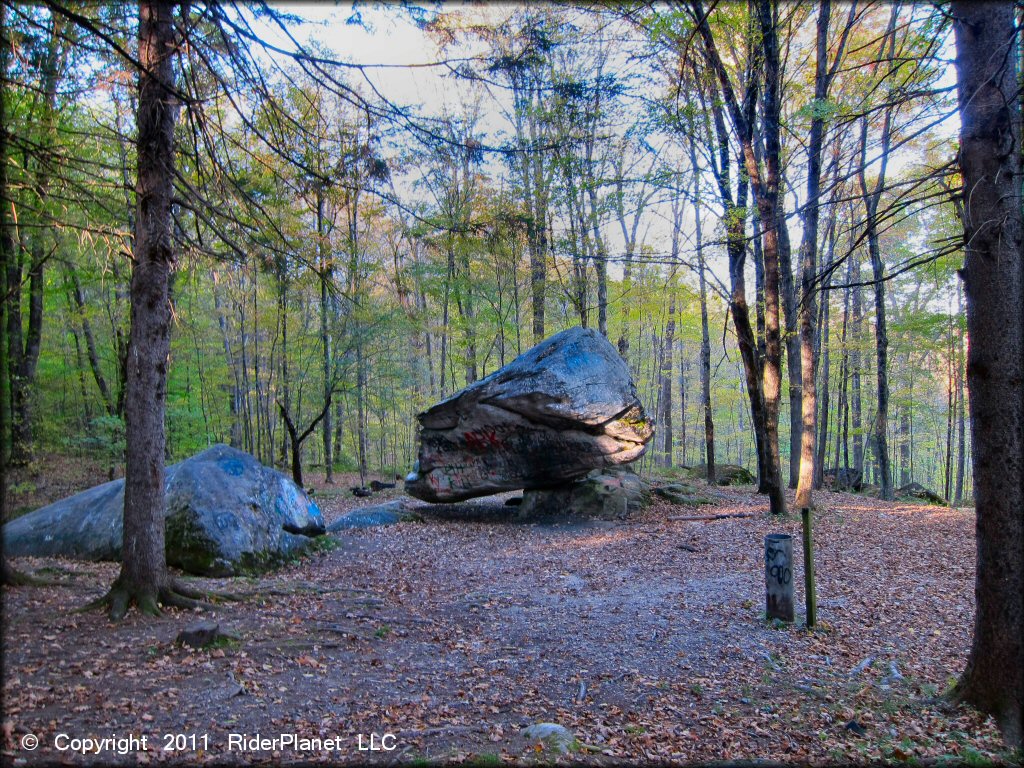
left=1, top=559, right=59, bottom=586
left=172, top=580, right=242, bottom=603
left=82, top=577, right=229, bottom=620
left=667, top=511, right=759, bottom=522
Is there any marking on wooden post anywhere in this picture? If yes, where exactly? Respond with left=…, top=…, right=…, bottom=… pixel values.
left=765, top=533, right=794, bottom=622
left=801, top=507, right=817, bottom=628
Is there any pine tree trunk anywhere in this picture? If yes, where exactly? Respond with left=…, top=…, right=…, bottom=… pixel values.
left=0, top=0, right=10, bottom=521
left=110, top=0, right=178, bottom=616
left=951, top=0, right=1024, bottom=746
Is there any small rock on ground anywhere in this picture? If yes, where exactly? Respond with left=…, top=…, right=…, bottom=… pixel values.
left=521, top=722, right=576, bottom=754
left=176, top=620, right=221, bottom=649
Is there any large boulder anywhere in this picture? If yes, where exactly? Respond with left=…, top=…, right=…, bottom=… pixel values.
left=2, top=444, right=325, bottom=576
left=404, top=327, right=654, bottom=502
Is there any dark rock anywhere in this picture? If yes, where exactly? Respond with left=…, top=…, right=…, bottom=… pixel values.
left=2, top=444, right=325, bottom=576
left=844, top=720, right=867, bottom=737
left=652, top=483, right=716, bottom=505
left=898, top=482, right=947, bottom=505
left=327, top=499, right=417, bottom=531
left=825, top=468, right=863, bottom=491
left=686, top=463, right=755, bottom=486
left=860, top=483, right=882, bottom=498
left=405, top=327, right=653, bottom=502
left=177, top=620, right=221, bottom=649
left=518, top=468, right=650, bottom=519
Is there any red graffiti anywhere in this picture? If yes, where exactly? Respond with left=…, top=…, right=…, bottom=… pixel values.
left=463, top=428, right=501, bottom=452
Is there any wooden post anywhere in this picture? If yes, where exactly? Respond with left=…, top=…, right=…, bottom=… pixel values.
left=801, top=507, right=817, bottom=627
left=765, top=533, right=794, bottom=622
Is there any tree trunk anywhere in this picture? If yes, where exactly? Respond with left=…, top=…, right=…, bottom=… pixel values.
left=68, top=267, right=116, bottom=416
left=691, top=59, right=769, bottom=497
left=678, top=350, right=687, bottom=467
left=850, top=251, right=864, bottom=479
left=794, top=0, right=832, bottom=509
left=954, top=285, right=967, bottom=505
left=694, top=183, right=714, bottom=483
left=747, top=0, right=787, bottom=516
left=899, top=400, right=912, bottom=487
left=318, top=192, right=334, bottom=483
left=660, top=295, right=675, bottom=467
left=99, top=0, right=189, bottom=620
left=814, top=226, right=835, bottom=489
left=945, top=318, right=955, bottom=502
left=833, top=283, right=849, bottom=481
left=856, top=8, right=898, bottom=501
left=6, top=15, right=61, bottom=465
left=951, top=0, right=1024, bottom=747
left=0, top=0, right=10, bottom=521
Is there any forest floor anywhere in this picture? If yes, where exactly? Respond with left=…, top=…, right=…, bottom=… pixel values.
left=1, top=463, right=1015, bottom=766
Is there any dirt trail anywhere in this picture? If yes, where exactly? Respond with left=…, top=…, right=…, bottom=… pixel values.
left=1, top=480, right=1007, bottom=765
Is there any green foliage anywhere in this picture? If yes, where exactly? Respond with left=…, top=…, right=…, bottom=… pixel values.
left=75, top=416, right=125, bottom=468
left=3, top=2, right=968, bottom=515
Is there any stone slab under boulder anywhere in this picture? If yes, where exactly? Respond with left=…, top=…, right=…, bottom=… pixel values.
left=2, top=444, right=325, bottom=576
left=405, top=327, right=654, bottom=502
left=327, top=499, right=419, bottom=531
left=518, top=468, right=650, bottom=520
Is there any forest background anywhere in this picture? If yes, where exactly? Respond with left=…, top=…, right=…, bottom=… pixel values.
left=1, top=1, right=971, bottom=515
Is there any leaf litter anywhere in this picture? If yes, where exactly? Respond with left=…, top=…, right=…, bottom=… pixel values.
left=1, top=475, right=1011, bottom=765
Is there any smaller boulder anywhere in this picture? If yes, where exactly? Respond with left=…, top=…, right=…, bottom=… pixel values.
left=518, top=469, right=649, bottom=520
left=2, top=444, right=325, bottom=576
left=686, top=463, right=755, bottom=486
left=825, top=469, right=863, bottom=491
left=898, top=482, right=947, bottom=506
